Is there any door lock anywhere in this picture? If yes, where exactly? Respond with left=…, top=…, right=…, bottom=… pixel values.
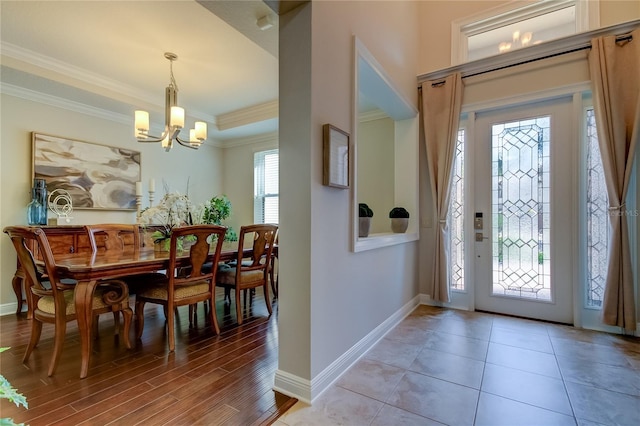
left=474, top=212, right=483, bottom=229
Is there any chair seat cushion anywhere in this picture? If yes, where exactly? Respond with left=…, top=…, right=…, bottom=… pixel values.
left=42, top=278, right=77, bottom=290
left=137, top=282, right=211, bottom=301
left=216, top=265, right=264, bottom=286
left=37, top=287, right=123, bottom=315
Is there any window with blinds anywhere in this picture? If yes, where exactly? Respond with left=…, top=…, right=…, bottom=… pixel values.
left=254, top=149, right=279, bottom=224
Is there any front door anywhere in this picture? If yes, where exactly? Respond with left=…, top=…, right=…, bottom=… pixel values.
left=473, top=98, right=574, bottom=324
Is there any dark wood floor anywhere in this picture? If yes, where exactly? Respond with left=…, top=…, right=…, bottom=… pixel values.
left=0, top=288, right=296, bottom=425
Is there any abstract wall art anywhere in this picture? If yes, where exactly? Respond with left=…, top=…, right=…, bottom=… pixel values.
left=32, top=133, right=141, bottom=210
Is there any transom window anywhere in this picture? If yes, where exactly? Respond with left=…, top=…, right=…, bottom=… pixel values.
left=452, top=0, right=598, bottom=64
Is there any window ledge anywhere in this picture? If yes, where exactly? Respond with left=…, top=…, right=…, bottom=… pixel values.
left=354, top=231, right=419, bottom=252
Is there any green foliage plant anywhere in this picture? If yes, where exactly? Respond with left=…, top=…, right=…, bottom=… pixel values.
left=358, top=203, right=374, bottom=218
left=389, top=207, right=410, bottom=218
left=202, top=195, right=238, bottom=241
left=1, top=348, right=28, bottom=425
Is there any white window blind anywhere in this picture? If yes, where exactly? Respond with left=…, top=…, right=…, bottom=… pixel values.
left=254, top=149, right=279, bottom=224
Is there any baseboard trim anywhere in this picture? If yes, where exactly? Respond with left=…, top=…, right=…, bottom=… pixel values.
left=273, top=294, right=420, bottom=403
left=0, top=302, right=19, bottom=317
left=273, top=370, right=312, bottom=405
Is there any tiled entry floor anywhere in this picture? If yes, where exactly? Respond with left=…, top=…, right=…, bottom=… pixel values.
left=275, top=305, right=640, bottom=426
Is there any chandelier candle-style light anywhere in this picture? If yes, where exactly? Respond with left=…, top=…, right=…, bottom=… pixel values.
left=134, top=52, right=207, bottom=151
left=498, top=30, right=534, bottom=53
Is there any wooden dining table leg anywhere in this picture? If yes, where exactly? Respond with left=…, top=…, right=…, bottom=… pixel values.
left=74, top=279, right=98, bottom=379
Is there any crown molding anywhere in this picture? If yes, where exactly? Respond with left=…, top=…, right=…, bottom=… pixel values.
left=1, top=82, right=225, bottom=149
left=219, top=131, right=278, bottom=149
left=1, top=81, right=276, bottom=150
left=359, top=109, right=388, bottom=123
left=1, top=42, right=282, bottom=135
left=1, top=41, right=216, bottom=123
left=216, top=100, right=278, bottom=130
left=1, top=41, right=152, bottom=104
left=1, top=82, right=131, bottom=125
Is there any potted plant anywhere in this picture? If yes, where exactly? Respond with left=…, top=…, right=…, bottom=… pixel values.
left=202, top=195, right=238, bottom=242
left=359, top=203, right=374, bottom=237
left=389, top=207, right=409, bottom=233
left=139, top=191, right=193, bottom=252
left=1, top=347, right=28, bottom=425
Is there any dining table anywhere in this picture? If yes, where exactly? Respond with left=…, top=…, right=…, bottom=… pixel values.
left=41, top=244, right=249, bottom=379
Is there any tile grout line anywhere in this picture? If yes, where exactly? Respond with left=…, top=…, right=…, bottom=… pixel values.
left=472, top=317, right=493, bottom=425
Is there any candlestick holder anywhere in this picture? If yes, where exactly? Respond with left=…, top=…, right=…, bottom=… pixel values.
left=148, top=189, right=155, bottom=207
left=136, top=194, right=143, bottom=221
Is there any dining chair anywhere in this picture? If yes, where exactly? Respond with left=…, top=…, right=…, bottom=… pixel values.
left=85, top=224, right=168, bottom=293
left=268, top=230, right=279, bottom=298
left=86, top=224, right=168, bottom=331
left=216, top=224, right=277, bottom=325
left=134, top=225, right=227, bottom=352
left=3, top=226, right=132, bottom=377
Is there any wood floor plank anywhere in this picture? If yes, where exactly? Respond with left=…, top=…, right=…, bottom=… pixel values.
left=111, top=394, right=180, bottom=426
left=49, top=382, right=154, bottom=425
left=167, top=356, right=276, bottom=424
left=0, top=291, right=293, bottom=425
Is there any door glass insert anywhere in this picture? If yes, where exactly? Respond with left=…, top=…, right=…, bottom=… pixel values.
left=492, top=116, right=551, bottom=301
left=586, top=108, right=607, bottom=308
left=449, top=129, right=465, bottom=291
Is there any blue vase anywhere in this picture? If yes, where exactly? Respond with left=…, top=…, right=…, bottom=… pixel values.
left=27, top=180, right=48, bottom=225
left=27, top=189, right=42, bottom=225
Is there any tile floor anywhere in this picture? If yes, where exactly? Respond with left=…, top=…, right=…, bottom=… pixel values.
left=275, top=305, right=640, bottom=426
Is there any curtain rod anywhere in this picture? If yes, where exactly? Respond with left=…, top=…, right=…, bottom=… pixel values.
left=464, top=34, right=633, bottom=80
left=418, top=21, right=638, bottom=87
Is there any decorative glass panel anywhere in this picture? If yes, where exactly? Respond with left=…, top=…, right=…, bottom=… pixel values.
left=492, top=117, right=551, bottom=301
left=586, top=108, right=607, bottom=308
left=449, top=130, right=465, bottom=291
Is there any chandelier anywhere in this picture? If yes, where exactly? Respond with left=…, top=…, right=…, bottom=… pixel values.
left=134, top=52, right=207, bottom=151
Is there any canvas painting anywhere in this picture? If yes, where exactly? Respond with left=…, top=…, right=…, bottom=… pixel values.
left=32, top=133, right=141, bottom=210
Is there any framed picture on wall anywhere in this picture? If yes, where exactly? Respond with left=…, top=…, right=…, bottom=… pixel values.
left=323, top=124, right=350, bottom=189
left=32, top=132, right=141, bottom=210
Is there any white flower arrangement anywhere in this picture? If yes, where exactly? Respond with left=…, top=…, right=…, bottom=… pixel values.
left=139, top=191, right=198, bottom=243
left=137, top=181, right=237, bottom=245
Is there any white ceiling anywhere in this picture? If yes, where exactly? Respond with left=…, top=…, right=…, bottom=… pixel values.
left=0, top=0, right=280, bottom=143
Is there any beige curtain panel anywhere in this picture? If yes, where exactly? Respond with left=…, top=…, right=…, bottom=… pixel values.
left=421, top=73, right=463, bottom=303
left=588, top=28, right=639, bottom=331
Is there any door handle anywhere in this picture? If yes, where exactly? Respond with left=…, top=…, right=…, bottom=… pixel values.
left=475, top=232, right=489, bottom=241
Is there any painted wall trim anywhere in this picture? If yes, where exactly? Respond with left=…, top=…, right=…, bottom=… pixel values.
left=0, top=302, right=19, bottom=317
left=2, top=82, right=130, bottom=125
left=2, top=83, right=277, bottom=150
left=423, top=19, right=639, bottom=83
left=219, top=131, right=278, bottom=149
left=273, top=294, right=420, bottom=402
left=216, top=100, right=278, bottom=130
left=1, top=41, right=151, bottom=102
